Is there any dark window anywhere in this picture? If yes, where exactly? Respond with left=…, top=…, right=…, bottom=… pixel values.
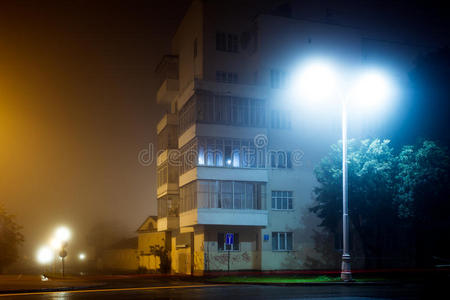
left=216, top=71, right=238, bottom=83
left=271, top=191, right=293, bottom=210
left=272, top=232, right=293, bottom=251
left=216, top=31, right=238, bottom=53
left=270, top=151, right=293, bottom=168
left=270, top=69, right=288, bottom=89
left=271, top=110, right=291, bottom=129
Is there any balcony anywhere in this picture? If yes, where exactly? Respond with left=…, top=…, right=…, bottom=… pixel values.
left=157, top=78, right=179, bottom=104
left=157, top=216, right=179, bottom=231
left=178, top=180, right=267, bottom=227
left=180, top=167, right=268, bottom=187
left=155, top=55, right=179, bottom=105
left=180, top=208, right=268, bottom=227
left=157, top=195, right=179, bottom=231
left=157, top=149, right=179, bottom=167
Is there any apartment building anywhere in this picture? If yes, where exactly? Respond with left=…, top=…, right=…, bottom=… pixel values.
left=153, top=0, right=363, bottom=274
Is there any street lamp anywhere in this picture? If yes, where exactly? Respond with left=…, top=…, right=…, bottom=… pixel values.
left=53, top=226, right=71, bottom=277
left=291, top=59, right=394, bottom=281
left=37, top=246, right=54, bottom=265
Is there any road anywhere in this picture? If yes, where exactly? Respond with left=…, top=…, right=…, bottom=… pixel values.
left=0, top=283, right=434, bottom=299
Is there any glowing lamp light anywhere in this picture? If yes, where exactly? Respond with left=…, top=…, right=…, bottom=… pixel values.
left=50, top=238, right=62, bottom=250
left=291, top=59, right=339, bottom=102
left=226, top=159, right=232, bottom=165
left=79, top=253, right=86, bottom=260
left=350, top=69, right=395, bottom=110
left=37, top=246, right=54, bottom=264
left=55, top=226, right=71, bottom=242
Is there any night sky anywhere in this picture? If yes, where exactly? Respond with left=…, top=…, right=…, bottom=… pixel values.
left=1, top=0, right=449, bottom=260
left=0, top=0, right=190, bottom=256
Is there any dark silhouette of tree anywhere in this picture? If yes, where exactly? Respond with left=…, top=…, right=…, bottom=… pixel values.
left=395, top=140, right=450, bottom=266
left=311, top=138, right=397, bottom=268
left=311, top=138, right=450, bottom=268
left=0, top=204, right=24, bottom=272
left=149, top=245, right=171, bottom=273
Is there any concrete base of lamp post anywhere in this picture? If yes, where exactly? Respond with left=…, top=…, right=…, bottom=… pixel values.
left=341, top=253, right=352, bottom=281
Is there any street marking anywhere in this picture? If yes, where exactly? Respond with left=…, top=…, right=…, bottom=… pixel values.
left=0, top=284, right=226, bottom=297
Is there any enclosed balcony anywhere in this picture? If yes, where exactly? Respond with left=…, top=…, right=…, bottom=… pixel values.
left=179, top=180, right=268, bottom=227
left=157, top=195, right=179, bottom=232
left=157, top=163, right=178, bottom=198
left=157, top=114, right=178, bottom=166
left=155, top=55, right=179, bottom=104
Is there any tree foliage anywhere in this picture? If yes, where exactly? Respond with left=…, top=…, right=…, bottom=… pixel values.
left=311, top=138, right=450, bottom=267
left=149, top=245, right=171, bottom=273
left=0, top=204, right=24, bottom=272
left=395, top=140, right=450, bottom=219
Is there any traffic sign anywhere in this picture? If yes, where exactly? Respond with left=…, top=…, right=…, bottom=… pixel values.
left=225, top=233, right=234, bottom=245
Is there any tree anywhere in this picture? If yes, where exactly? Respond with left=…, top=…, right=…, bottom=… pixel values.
left=0, top=204, right=24, bottom=272
left=311, top=138, right=398, bottom=268
left=311, top=138, right=450, bottom=268
left=394, top=141, right=450, bottom=266
left=149, top=245, right=171, bottom=273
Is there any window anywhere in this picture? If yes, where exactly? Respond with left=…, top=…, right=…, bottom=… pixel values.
left=158, top=195, right=179, bottom=218
left=179, top=180, right=266, bottom=212
left=180, top=181, right=197, bottom=212
left=178, top=94, right=266, bottom=135
left=270, top=151, right=293, bottom=168
left=218, top=233, right=240, bottom=251
left=270, top=69, right=288, bottom=89
left=180, top=139, right=198, bottom=175
left=179, top=96, right=196, bottom=134
left=271, top=191, right=293, bottom=210
left=189, top=137, right=265, bottom=171
left=272, top=232, right=293, bottom=251
left=271, top=110, right=291, bottom=129
left=216, top=71, right=238, bottom=84
left=216, top=31, right=238, bottom=53
left=157, top=164, right=168, bottom=187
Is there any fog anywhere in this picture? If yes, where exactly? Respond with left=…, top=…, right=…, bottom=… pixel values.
left=0, top=0, right=190, bottom=261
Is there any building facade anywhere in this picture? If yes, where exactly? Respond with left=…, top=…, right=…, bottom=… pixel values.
left=152, top=0, right=388, bottom=274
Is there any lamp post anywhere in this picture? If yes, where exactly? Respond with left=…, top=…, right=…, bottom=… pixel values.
left=340, top=97, right=351, bottom=281
left=53, top=226, right=71, bottom=277
left=292, top=60, right=394, bottom=281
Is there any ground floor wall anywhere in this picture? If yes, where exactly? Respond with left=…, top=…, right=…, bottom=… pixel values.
left=167, top=224, right=324, bottom=275
left=137, top=231, right=170, bottom=272
left=101, top=249, right=139, bottom=272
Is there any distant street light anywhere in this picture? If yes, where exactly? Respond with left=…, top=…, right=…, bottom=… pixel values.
left=55, top=226, right=71, bottom=242
left=53, top=226, right=71, bottom=277
left=291, top=58, right=395, bottom=281
left=37, top=246, right=54, bottom=265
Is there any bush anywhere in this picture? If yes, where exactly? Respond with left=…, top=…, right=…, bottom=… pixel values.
left=149, top=245, right=171, bottom=274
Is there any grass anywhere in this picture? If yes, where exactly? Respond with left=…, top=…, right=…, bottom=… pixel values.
left=210, top=275, right=386, bottom=283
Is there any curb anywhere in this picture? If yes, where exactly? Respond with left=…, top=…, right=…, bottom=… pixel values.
left=207, top=280, right=405, bottom=286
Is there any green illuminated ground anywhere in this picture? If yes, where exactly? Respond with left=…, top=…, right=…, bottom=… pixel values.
left=210, top=275, right=385, bottom=283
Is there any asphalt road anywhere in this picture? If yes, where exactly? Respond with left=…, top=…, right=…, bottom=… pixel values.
left=0, top=283, right=433, bottom=299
